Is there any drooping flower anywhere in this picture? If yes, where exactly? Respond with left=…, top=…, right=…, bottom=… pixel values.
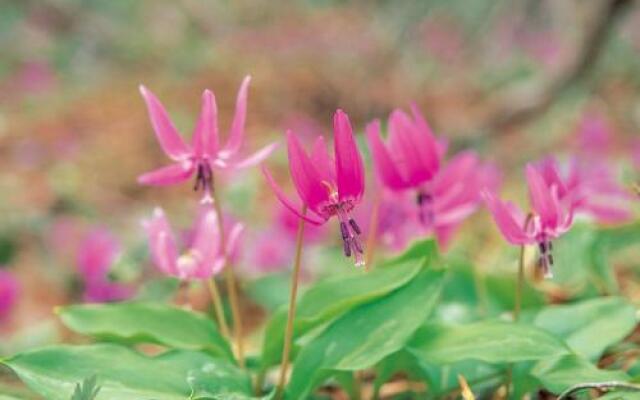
left=365, top=104, right=442, bottom=191
left=138, top=76, right=277, bottom=202
left=366, top=106, right=497, bottom=250
left=143, top=207, right=243, bottom=280
left=533, top=157, right=633, bottom=224
left=484, top=164, right=575, bottom=278
left=262, top=110, right=366, bottom=266
left=372, top=151, right=500, bottom=251
left=0, top=269, right=19, bottom=321
left=76, top=228, right=134, bottom=303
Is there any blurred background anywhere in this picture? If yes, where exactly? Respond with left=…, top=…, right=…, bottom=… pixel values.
left=0, top=0, right=639, bottom=360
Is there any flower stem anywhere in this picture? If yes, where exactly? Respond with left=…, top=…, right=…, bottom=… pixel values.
left=207, top=278, right=230, bottom=338
left=364, top=196, right=380, bottom=270
left=514, top=213, right=533, bottom=322
left=212, top=189, right=245, bottom=368
left=275, top=206, right=307, bottom=400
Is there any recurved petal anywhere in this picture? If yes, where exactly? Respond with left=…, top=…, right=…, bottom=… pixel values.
left=220, top=75, right=251, bottom=158
left=261, top=166, right=326, bottom=225
left=223, top=142, right=278, bottom=170
left=192, top=89, right=219, bottom=158
left=137, top=161, right=195, bottom=186
left=287, top=131, right=333, bottom=213
left=139, top=85, right=191, bottom=161
left=483, top=191, right=534, bottom=245
left=333, top=109, right=365, bottom=201
left=365, top=120, right=407, bottom=190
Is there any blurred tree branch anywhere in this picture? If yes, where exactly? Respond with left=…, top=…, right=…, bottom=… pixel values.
left=482, top=0, right=634, bottom=135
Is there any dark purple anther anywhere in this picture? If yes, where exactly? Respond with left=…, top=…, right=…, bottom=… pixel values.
left=349, top=218, right=361, bottom=235
left=343, top=240, right=352, bottom=257
left=340, top=221, right=349, bottom=240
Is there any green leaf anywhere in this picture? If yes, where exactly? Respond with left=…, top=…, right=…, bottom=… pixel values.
left=286, top=268, right=445, bottom=399
left=532, top=355, right=629, bottom=394
left=534, top=297, right=637, bottom=361
left=261, top=257, right=425, bottom=367
left=57, top=302, right=233, bottom=360
left=408, top=320, right=570, bottom=365
left=3, top=344, right=251, bottom=400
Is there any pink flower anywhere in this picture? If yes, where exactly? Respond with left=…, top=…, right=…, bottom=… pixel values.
left=77, top=228, right=134, bottom=303
left=0, top=269, right=19, bottom=321
left=77, top=228, right=120, bottom=282
left=143, top=207, right=243, bottom=280
left=138, top=76, right=277, bottom=202
left=366, top=106, right=497, bottom=251
left=534, top=157, right=633, bottom=224
left=366, top=105, right=441, bottom=190
left=484, top=164, right=575, bottom=278
left=372, top=151, right=500, bottom=251
left=262, top=110, right=366, bottom=266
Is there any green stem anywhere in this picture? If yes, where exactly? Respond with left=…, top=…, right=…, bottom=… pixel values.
left=212, top=189, right=245, bottom=368
left=275, top=206, right=307, bottom=400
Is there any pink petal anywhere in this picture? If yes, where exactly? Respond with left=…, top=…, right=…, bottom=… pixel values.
left=143, top=208, right=178, bottom=276
left=287, top=131, right=333, bottom=213
left=409, top=103, right=441, bottom=174
left=310, top=136, right=336, bottom=184
left=483, top=191, right=534, bottom=245
left=261, top=166, right=326, bottom=225
left=139, top=85, right=192, bottom=161
left=388, top=110, right=432, bottom=185
left=333, top=109, right=365, bottom=201
left=192, top=90, right=219, bottom=158
left=222, top=142, right=278, bottom=170
left=137, top=161, right=195, bottom=186
left=220, top=75, right=251, bottom=158
left=526, top=164, right=558, bottom=228
left=365, top=120, right=407, bottom=190
left=192, top=210, right=221, bottom=268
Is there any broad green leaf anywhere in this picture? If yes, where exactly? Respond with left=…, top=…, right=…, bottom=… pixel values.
left=408, top=321, right=570, bottom=365
left=261, top=257, right=426, bottom=367
left=535, top=297, right=637, bottom=361
left=57, top=302, right=233, bottom=360
left=3, top=344, right=250, bottom=400
left=286, top=268, right=445, bottom=399
left=532, top=355, right=629, bottom=394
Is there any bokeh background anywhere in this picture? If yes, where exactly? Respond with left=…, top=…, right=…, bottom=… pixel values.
left=1, top=0, right=639, bottom=365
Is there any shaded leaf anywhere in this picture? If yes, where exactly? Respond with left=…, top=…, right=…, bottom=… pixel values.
left=58, top=302, right=233, bottom=360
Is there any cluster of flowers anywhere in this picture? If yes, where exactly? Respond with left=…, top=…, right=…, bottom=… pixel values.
left=0, top=78, right=636, bottom=322
left=136, top=77, right=635, bottom=280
